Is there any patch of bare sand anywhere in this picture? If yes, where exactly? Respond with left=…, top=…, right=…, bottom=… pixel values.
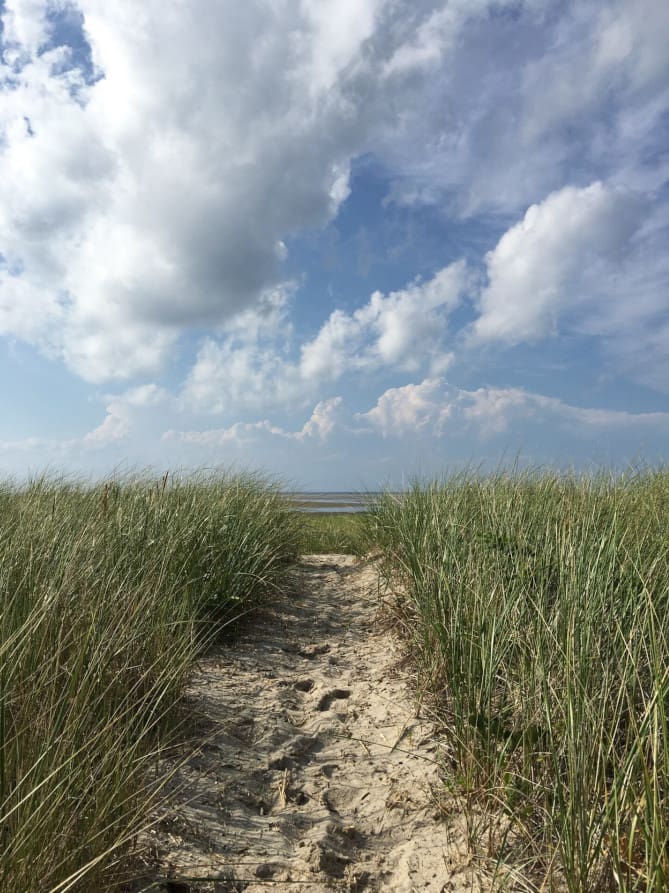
left=140, top=555, right=486, bottom=892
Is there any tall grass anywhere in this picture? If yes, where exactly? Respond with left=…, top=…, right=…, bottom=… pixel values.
left=367, top=469, right=669, bottom=891
left=298, top=512, right=366, bottom=554
left=0, top=471, right=300, bottom=893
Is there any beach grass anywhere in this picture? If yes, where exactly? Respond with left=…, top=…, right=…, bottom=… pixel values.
left=6, top=466, right=669, bottom=892
left=298, top=512, right=367, bottom=555
left=366, top=468, right=669, bottom=891
left=0, top=471, right=300, bottom=893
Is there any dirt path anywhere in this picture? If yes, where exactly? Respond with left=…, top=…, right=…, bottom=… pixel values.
left=144, top=555, right=481, bottom=892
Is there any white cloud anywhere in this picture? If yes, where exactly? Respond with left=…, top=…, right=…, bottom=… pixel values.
left=296, top=397, right=344, bottom=441
left=300, top=0, right=382, bottom=94
left=380, top=0, right=669, bottom=215
left=164, top=396, right=345, bottom=448
left=461, top=387, right=538, bottom=435
left=358, top=378, right=669, bottom=439
left=0, top=0, right=665, bottom=388
left=82, top=409, right=129, bottom=447
left=181, top=263, right=466, bottom=414
left=178, top=283, right=305, bottom=413
left=1, top=0, right=50, bottom=57
left=82, top=384, right=169, bottom=447
left=3, top=374, right=668, bottom=484
left=0, top=0, right=404, bottom=382
left=300, top=260, right=467, bottom=379
left=2, top=0, right=512, bottom=386
left=164, top=420, right=289, bottom=449
left=468, top=179, right=669, bottom=393
left=181, top=337, right=305, bottom=415
left=0, top=383, right=170, bottom=456
left=471, top=181, right=647, bottom=344
left=462, top=385, right=669, bottom=437
left=0, top=0, right=666, bottom=453
left=383, top=0, right=487, bottom=78
left=356, top=378, right=451, bottom=437
left=522, top=0, right=669, bottom=140
left=90, top=378, right=669, bottom=455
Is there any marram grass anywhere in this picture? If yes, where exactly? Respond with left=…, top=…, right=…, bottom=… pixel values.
left=0, top=472, right=300, bottom=893
left=298, top=511, right=367, bottom=554
left=366, top=468, right=669, bottom=892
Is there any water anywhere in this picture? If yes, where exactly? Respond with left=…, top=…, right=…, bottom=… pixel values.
left=288, top=492, right=373, bottom=513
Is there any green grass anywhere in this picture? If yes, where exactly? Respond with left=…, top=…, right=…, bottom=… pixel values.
left=366, top=468, right=669, bottom=892
left=0, top=471, right=300, bottom=893
left=298, top=512, right=367, bottom=554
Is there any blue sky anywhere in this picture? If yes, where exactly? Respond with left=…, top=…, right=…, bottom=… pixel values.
left=0, top=0, right=668, bottom=489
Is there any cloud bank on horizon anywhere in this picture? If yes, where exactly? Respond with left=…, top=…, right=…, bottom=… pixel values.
left=0, top=0, right=667, bottom=486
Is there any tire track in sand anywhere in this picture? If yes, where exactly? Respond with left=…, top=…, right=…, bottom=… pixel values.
left=142, top=555, right=483, bottom=892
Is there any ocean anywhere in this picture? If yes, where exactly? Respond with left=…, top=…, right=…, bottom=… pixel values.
left=288, top=492, right=373, bottom=513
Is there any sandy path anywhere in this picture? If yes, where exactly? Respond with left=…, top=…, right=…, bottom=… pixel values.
left=143, top=555, right=481, bottom=892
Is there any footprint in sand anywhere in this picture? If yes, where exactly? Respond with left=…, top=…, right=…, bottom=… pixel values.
left=145, top=555, right=482, bottom=893
left=316, top=688, right=351, bottom=711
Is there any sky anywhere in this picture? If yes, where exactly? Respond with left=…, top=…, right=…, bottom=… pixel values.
left=0, top=0, right=668, bottom=489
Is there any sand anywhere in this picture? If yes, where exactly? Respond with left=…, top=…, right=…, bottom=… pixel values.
left=140, top=555, right=485, bottom=892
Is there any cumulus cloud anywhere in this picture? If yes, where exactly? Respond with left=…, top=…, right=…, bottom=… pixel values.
left=0, top=0, right=397, bottom=381
left=471, top=181, right=647, bottom=344
left=462, top=385, right=669, bottom=437
left=164, top=420, right=289, bottom=449
left=0, top=0, right=665, bottom=392
left=467, top=179, right=669, bottom=392
left=359, top=378, right=669, bottom=438
left=4, top=373, right=668, bottom=482
left=181, top=263, right=465, bottom=414
left=296, top=397, right=344, bottom=442
left=0, top=382, right=170, bottom=460
left=1, top=0, right=51, bottom=56
left=356, top=378, right=451, bottom=437
left=460, top=387, right=539, bottom=436
left=181, top=337, right=305, bottom=415
left=301, top=261, right=466, bottom=379
left=164, top=396, right=344, bottom=448
left=0, top=0, right=666, bottom=487
left=82, top=384, right=169, bottom=447
left=0, top=0, right=505, bottom=384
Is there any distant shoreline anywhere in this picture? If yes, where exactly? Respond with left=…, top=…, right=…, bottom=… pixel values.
left=288, top=492, right=372, bottom=513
